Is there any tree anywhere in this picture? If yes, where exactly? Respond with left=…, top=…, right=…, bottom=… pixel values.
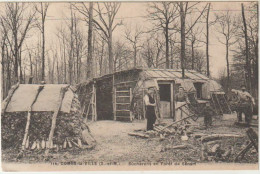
left=35, top=2, right=49, bottom=81
left=241, top=3, right=251, bottom=92
left=141, top=34, right=164, bottom=68
left=215, top=11, right=238, bottom=90
left=73, top=2, right=121, bottom=73
left=86, top=2, right=93, bottom=79
left=0, top=3, right=36, bottom=82
left=177, top=2, right=207, bottom=78
left=124, top=25, right=143, bottom=67
left=186, top=26, right=203, bottom=70
left=147, top=2, right=178, bottom=68
left=206, top=3, right=211, bottom=77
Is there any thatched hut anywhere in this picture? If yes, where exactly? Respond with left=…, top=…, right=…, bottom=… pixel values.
left=1, top=84, right=87, bottom=150
left=76, top=68, right=231, bottom=122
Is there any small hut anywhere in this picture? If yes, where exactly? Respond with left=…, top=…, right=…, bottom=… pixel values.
left=1, top=83, right=87, bottom=151
left=76, top=68, right=230, bottom=122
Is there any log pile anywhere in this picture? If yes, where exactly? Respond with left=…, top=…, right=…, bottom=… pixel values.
left=1, top=93, right=92, bottom=152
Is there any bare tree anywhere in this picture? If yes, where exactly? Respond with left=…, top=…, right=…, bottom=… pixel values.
left=1, top=31, right=7, bottom=99
left=177, top=2, right=207, bottom=78
left=73, top=2, right=121, bottom=74
left=186, top=26, right=203, bottom=70
left=86, top=2, right=93, bottom=79
left=141, top=34, right=164, bottom=68
left=206, top=3, right=211, bottom=77
left=0, top=3, right=36, bottom=82
left=35, top=2, right=49, bottom=81
left=124, top=25, right=143, bottom=67
left=215, top=11, right=238, bottom=90
left=147, top=2, right=178, bottom=68
left=241, top=3, right=251, bottom=92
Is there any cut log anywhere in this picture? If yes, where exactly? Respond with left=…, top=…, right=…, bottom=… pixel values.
left=194, top=133, right=208, bottom=138
left=25, top=136, right=30, bottom=149
left=41, top=140, right=46, bottom=149
left=246, top=128, right=258, bottom=152
left=153, top=127, right=161, bottom=132
left=63, top=139, right=67, bottom=149
left=36, top=140, right=40, bottom=150
left=201, top=134, right=243, bottom=143
left=235, top=122, right=258, bottom=128
left=158, top=114, right=197, bottom=132
left=207, top=140, right=221, bottom=146
left=165, top=144, right=192, bottom=150
left=31, top=141, right=37, bottom=150
left=71, top=140, right=80, bottom=148
left=68, top=140, right=72, bottom=148
left=211, top=144, right=220, bottom=153
left=235, top=142, right=253, bottom=161
left=78, top=138, right=82, bottom=148
left=128, top=132, right=149, bottom=138
left=1, top=83, right=19, bottom=113
left=45, top=86, right=69, bottom=155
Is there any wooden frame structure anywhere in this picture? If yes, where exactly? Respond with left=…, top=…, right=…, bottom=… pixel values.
left=76, top=68, right=227, bottom=122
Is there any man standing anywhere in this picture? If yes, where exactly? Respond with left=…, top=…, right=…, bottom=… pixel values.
left=175, top=86, right=188, bottom=102
left=175, top=86, right=190, bottom=121
left=231, top=85, right=255, bottom=125
left=143, top=87, right=157, bottom=131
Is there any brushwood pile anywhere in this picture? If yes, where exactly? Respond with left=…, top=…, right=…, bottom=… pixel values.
left=1, top=92, right=88, bottom=151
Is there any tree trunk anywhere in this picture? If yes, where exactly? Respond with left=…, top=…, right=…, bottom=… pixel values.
left=41, top=4, right=46, bottom=82
left=134, top=45, right=137, bottom=67
left=108, top=30, right=113, bottom=73
left=191, top=41, right=194, bottom=70
left=6, top=48, right=11, bottom=97
left=1, top=40, right=5, bottom=100
left=29, top=51, right=33, bottom=76
left=86, top=2, right=93, bottom=79
left=206, top=3, right=210, bottom=77
left=63, top=37, right=66, bottom=83
left=19, top=46, right=23, bottom=83
left=69, top=7, right=74, bottom=84
left=165, top=22, right=169, bottom=69
left=180, top=2, right=186, bottom=78
left=170, top=41, right=174, bottom=69
left=226, top=41, right=230, bottom=91
left=241, top=3, right=251, bottom=93
left=14, top=27, right=19, bottom=82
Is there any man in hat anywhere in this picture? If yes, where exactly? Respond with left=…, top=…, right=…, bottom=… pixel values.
left=143, top=87, right=157, bottom=131
left=175, top=86, right=189, bottom=102
left=231, top=85, right=255, bottom=125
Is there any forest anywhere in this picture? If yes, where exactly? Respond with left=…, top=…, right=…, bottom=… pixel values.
left=0, top=2, right=258, bottom=99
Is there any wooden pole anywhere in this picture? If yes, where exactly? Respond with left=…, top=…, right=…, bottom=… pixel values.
left=112, top=74, right=116, bottom=120
left=170, top=82, right=174, bottom=119
left=2, top=82, right=19, bottom=113
left=21, top=85, right=44, bottom=150
left=45, top=86, right=69, bottom=155
left=94, top=82, right=97, bottom=121
left=92, top=83, right=95, bottom=121
left=129, top=88, right=133, bottom=121
left=142, top=87, right=145, bottom=120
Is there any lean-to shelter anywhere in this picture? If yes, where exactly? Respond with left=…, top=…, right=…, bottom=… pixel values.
left=76, top=68, right=230, bottom=122
left=1, top=84, right=87, bottom=150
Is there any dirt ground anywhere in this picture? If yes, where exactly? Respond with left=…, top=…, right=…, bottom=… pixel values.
left=2, top=113, right=259, bottom=165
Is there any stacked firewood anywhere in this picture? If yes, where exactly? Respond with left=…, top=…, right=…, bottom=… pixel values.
left=1, top=112, right=27, bottom=149
left=2, top=94, right=88, bottom=151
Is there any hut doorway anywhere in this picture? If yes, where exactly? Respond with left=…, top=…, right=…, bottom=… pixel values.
left=158, top=81, right=175, bottom=118
left=194, top=82, right=203, bottom=99
left=96, top=80, right=114, bottom=120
